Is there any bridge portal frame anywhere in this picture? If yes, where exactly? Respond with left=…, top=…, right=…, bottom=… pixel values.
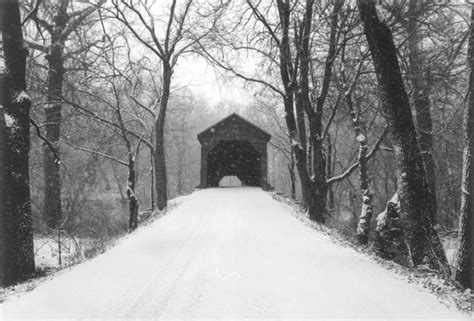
left=197, top=113, right=271, bottom=189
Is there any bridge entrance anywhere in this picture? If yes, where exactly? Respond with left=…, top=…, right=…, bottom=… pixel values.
left=207, top=140, right=261, bottom=187
left=197, top=113, right=271, bottom=189
left=219, top=176, right=242, bottom=187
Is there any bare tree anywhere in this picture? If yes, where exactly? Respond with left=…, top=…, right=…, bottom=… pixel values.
left=24, top=0, right=105, bottom=229
left=406, top=0, right=437, bottom=222
left=0, top=84, right=6, bottom=286
left=109, top=0, right=225, bottom=210
left=340, top=62, right=376, bottom=244
left=0, top=0, right=36, bottom=285
left=201, top=0, right=392, bottom=225
left=62, top=34, right=155, bottom=232
left=455, top=4, right=474, bottom=291
left=240, top=0, right=343, bottom=222
left=357, top=0, right=449, bottom=273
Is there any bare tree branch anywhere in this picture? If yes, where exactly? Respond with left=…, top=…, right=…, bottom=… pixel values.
left=30, top=117, right=60, bottom=164
left=65, top=143, right=128, bottom=166
left=326, top=126, right=388, bottom=185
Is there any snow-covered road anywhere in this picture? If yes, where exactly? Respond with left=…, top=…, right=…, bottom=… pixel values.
left=1, top=188, right=469, bottom=319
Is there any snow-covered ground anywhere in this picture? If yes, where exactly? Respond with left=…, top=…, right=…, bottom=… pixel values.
left=34, top=235, right=106, bottom=270
left=1, top=188, right=470, bottom=319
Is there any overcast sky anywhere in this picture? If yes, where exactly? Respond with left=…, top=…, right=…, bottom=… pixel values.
left=175, top=54, right=254, bottom=107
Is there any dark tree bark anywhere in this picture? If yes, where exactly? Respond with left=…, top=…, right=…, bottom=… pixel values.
left=407, top=0, right=437, bottom=223
left=326, top=135, right=335, bottom=216
left=357, top=0, right=449, bottom=273
left=301, top=0, right=343, bottom=222
left=0, top=93, right=6, bottom=286
left=175, top=118, right=186, bottom=196
left=0, top=0, right=36, bottom=285
left=155, top=63, right=171, bottom=210
left=288, top=149, right=296, bottom=200
left=28, top=0, right=105, bottom=229
left=43, top=0, right=68, bottom=229
left=150, top=152, right=155, bottom=211
left=307, top=136, right=313, bottom=177
left=455, top=5, right=474, bottom=290
left=176, top=139, right=184, bottom=196
left=297, top=0, right=328, bottom=223
left=243, top=0, right=341, bottom=222
left=275, top=0, right=341, bottom=223
left=275, top=0, right=313, bottom=212
left=127, top=153, right=139, bottom=231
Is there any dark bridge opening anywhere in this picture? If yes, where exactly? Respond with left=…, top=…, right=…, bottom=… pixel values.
left=198, top=113, right=271, bottom=189
left=207, top=140, right=261, bottom=187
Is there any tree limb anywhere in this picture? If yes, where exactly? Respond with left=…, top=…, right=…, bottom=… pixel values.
left=65, top=143, right=128, bottom=166
left=326, top=126, right=388, bottom=185
left=30, top=117, right=60, bottom=164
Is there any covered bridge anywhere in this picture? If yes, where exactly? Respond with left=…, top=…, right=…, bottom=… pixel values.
left=197, top=113, right=271, bottom=189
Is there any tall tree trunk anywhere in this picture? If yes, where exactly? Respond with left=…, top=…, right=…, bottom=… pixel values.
left=327, top=134, right=335, bottom=216
left=43, top=0, right=68, bottom=229
left=0, top=96, right=6, bottom=286
left=176, top=157, right=183, bottom=195
left=0, top=0, right=36, bottom=285
left=150, top=152, right=155, bottom=211
left=288, top=149, right=296, bottom=200
left=295, top=90, right=307, bottom=155
left=309, top=125, right=327, bottom=222
left=176, top=135, right=184, bottom=195
left=346, top=93, right=374, bottom=244
left=299, top=0, right=330, bottom=223
left=303, top=0, right=342, bottom=222
left=127, top=153, right=138, bottom=231
left=155, top=63, right=171, bottom=210
left=455, top=5, right=474, bottom=290
left=276, top=0, right=310, bottom=211
left=309, top=0, right=344, bottom=222
left=275, top=0, right=325, bottom=222
left=357, top=0, right=449, bottom=274
left=307, top=135, right=313, bottom=177
left=407, top=0, right=437, bottom=223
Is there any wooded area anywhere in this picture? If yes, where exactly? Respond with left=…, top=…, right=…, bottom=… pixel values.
left=0, top=0, right=473, bottom=292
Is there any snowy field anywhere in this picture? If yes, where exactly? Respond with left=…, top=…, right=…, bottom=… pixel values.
left=1, top=187, right=470, bottom=319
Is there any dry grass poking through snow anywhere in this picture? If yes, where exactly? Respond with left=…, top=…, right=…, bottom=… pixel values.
left=0, top=199, right=183, bottom=303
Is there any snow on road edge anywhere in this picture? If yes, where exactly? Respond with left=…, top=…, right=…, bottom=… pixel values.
left=0, top=194, right=189, bottom=304
left=271, top=191, right=474, bottom=315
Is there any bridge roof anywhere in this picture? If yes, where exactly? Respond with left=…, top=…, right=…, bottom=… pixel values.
left=197, top=113, right=271, bottom=144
